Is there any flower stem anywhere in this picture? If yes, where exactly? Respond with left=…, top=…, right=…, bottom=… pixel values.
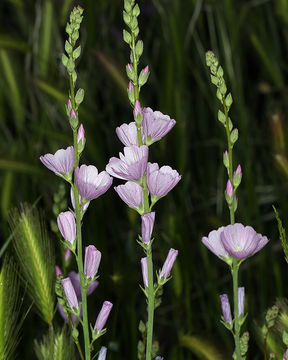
left=232, top=259, right=241, bottom=360
left=70, top=74, right=91, bottom=360
left=223, top=97, right=235, bottom=226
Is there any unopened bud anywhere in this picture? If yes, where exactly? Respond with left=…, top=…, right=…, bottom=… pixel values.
left=135, top=40, right=143, bottom=57
left=133, top=100, right=143, bottom=125
left=69, top=109, right=78, bottom=129
left=223, top=150, right=229, bottom=168
left=139, top=65, right=150, bottom=87
left=127, top=81, right=135, bottom=104
left=75, top=88, right=84, bottom=106
left=233, top=164, right=242, bottom=187
left=126, top=63, right=135, bottom=81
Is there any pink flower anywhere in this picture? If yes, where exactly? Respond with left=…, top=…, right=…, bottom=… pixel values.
left=106, top=145, right=148, bottom=181
left=116, top=122, right=143, bottom=146
left=220, top=223, right=268, bottom=260
left=143, top=107, right=176, bottom=144
left=160, top=248, right=178, bottom=279
left=61, top=277, right=79, bottom=310
left=202, top=223, right=269, bottom=261
left=94, top=301, right=113, bottom=333
left=141, top=212, right=155, bottom=243
left=75, top=165, right=113, bottom=200
left=114, top=181, right=144, bottom=211
left=141, top=257, right=148, bottom=287
left=40, top=146, right=74, bottom=177
left=84, top=245, right=101, bottom=279
left=146, top=162, right=181, bottom=198
left=57, top=211, right=76, bottom=245
left=201, top=227, right=230, bottom=262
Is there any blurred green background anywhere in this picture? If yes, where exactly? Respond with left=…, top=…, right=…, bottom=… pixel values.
left=1, top=0, right=288, bottom=358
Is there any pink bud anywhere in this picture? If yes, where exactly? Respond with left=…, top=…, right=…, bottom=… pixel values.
left=134, top=100, right=143, bottom=118
left=70, top=109, right=76, bottom=121
left=141, top=257, right=148, bottom=287
left=226, top=180, right=233, bottom=198
left=94, top=301, right=113, bottom=333
left=235, top=164, right=242, bottom=177
left=127, top=63, right=132, bottom=72
left=143, top=65, right=149, bottom=75
left=65, top=249, right=72, bottom=262
left=67, top=99, right=72, bottom=109
left=77, top=124, right=85, bottom=145
left=225, top=151, right=229, bottom=160
left=84, top=245, right=102, bottom=279
left=128, top=81, right=134, bottom=93
left=55, top=266, right=63, bottom=277
left=160, top=248, right=178, bottom=280
left=61, top=277, right=79, bottom=310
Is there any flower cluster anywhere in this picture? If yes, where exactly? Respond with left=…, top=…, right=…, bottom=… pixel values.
left=106, top=107, right=181, bottom=214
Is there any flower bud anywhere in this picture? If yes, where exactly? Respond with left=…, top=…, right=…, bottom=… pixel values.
left=65, top=249, right=72, bottom=263
left=141, top=212, right=155, bottom=244
left=135, top=40, right=143, bottom=57
left=126, top=63, right=134, bottom=81
left=75, top=88, right=84, bottom=106
left=62, top=277, right=79, bottom=310
left=225, top=180, right=233, bottom=200
left=219, top=294, right=232, bottom=324
left=84, top=245, right=101, bottom=279
left=127, top=81, right=135, bottom=104
left=55, top=265, right=63, bottom=277
left=98, top=347, right=107, bottom=360
left=133, top=100, right=143, bottom=125
left=94, top=301, right=113, bottom=333
left=233, top=164, right=242, bottom=187
left=57, top=211, right=76, bottom=245
left=141, top=257, right=148, bottom=287
left=139, top=65, right=150, bottom=87
left=238, top=287, right=245, bottom=317
left=231, top=128, right=239, bottom=145
left=77, top=124, right=85, bottom=153
left=69, top=109, right=78, bottom=129
left=160, top=248, right=178, bottom=280
left=223, top=150, right=229, bottom=168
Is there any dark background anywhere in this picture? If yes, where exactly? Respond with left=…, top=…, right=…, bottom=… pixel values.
left=0, top=0, right=288, bottom=358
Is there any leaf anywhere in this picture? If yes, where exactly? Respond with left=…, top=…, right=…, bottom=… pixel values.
left=180, top=334, right=228, bottom=360
left=273, top=206, right=288, bottom=263
left=9, top=204, right=55, bottom=324
left=0, top=257, right=23, bottom=360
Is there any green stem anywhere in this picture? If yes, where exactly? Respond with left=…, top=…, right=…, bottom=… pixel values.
left=130, top=28, right=154, bottom=360
left=223, top=97, right=235, bottom=225
left=70, top=74, right=90, bottom=360
left=232, top=260, right=241, bottom=360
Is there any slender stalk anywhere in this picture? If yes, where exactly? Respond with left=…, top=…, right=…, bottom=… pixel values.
left=223, top=97, right=235, bottom=226
left=232, top=260, right=241, bottom=360
left=70, top=75, right=91, bottom=360
left=68, top=314, right=85, bottom=360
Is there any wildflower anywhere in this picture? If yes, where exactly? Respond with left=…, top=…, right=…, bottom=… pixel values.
left=114, top=181, right=144, bottom=211
left=61, top=277, right=79, bottom=310
left=220, top=294, right=232, bottom=324
left=77, top=124, right=85, bottom=146
left=143, top=107, right=176, bottom=144
left=141, top=212, right=155, bottom=244
left=75, top=165, right=113, bottom=200
left=57, top=211, right=76, bottom=245
left=201, top=227, right=230, bottom=262
left=70, top=187, right=90, bottom=212
left=141, top=257, right=148, bottom=287
left=84, top=245, right=101, bottom=279
left=106, top=145, right=148, bottom=181
left=94, top=301, right=113, bottom=333
left=40, top=146, right=74, bottom=177
left=202, top=224, right=269, bottom=261
left=160, top=248, right=178, bottom=280
left=238, top=287, right=245, bottom=316
left=220, top=223, right=269, bottom=260
left=146, top=162, right=181, bottom=198
left=116, top=122, right=143, bottom=146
